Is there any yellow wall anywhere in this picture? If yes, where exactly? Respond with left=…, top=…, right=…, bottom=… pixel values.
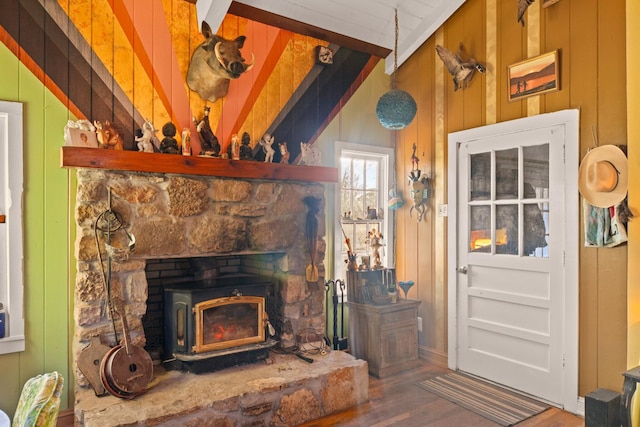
left=395, top=0, right=631, bottom=395
left=626, top=0, right=640, bottom=368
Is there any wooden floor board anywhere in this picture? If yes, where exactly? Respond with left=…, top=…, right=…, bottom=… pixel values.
left=300, top=359, right=585, bottom=427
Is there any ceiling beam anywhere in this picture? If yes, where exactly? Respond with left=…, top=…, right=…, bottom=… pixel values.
left=228, top=2, right=391, bottom=59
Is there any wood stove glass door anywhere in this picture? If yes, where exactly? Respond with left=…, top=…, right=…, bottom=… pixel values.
left=193, top=296, right=265, bottom=353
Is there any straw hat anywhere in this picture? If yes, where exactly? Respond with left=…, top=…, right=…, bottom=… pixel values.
left=578, top=145, right=628, bottom=208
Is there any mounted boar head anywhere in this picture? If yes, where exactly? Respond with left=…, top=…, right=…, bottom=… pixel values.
left=186, top=21, right=255, bottom=103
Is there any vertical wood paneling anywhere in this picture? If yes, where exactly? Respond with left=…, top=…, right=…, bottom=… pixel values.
left=497, top=0, right=526, bottom=122
left=626, top=0, right=640, bottom=370
left=0, top=39, right=23, bottom=417
left=395, top=0, right=630, bottom=396
left=595, top=0, right=627, bottom=392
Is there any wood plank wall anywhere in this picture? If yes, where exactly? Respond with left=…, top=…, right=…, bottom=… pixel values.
left=395, top=0, right=629, bottom=395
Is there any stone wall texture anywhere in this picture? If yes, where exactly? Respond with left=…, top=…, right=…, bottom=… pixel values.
left=73, top=169, right=327, bottom=389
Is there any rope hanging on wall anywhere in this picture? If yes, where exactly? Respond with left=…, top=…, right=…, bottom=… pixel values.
left=376, top=8, right=417, bottom=130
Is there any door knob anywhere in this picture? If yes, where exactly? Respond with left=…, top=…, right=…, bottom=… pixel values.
left=458, top=266, right=468, bottom=274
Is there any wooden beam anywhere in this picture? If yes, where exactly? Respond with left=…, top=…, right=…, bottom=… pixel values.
left=228, top=2, right=391, bottom=59
left=60, top=147, right=338, bottom=183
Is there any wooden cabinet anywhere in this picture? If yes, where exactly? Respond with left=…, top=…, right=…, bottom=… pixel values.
left=347, top=299, right=421, bottom=378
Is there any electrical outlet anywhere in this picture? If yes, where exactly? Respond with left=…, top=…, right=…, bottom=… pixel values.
left=417, top=316, right=423, bottom=332
left=437, top=204, right=448, bottom=217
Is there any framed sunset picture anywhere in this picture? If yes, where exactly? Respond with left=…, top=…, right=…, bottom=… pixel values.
left=508, top=50, right=559, bottom=101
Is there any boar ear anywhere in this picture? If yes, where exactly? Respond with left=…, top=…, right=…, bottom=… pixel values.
left=234, top=35, right=247, bottom=49
left=201, top=21, right=213, bottom=38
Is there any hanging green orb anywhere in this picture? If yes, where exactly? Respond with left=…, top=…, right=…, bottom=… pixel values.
left=376, top=89, right=417, bottom=130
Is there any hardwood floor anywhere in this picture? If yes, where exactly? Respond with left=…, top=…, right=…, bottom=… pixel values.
left=300, top=359, right=585, bottom=427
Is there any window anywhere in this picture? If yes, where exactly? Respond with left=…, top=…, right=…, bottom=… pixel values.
left=334, top=142, right=394, bottom=282
left=0, top=100, right=25, bottom=354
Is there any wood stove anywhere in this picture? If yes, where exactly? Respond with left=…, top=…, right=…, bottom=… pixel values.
left=163, top=274, right=277, bottom=373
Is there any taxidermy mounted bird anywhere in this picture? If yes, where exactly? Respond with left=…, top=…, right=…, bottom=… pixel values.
left=518, top=0, right=535, bottom=26
left=435, top=43, right=486, bottom=91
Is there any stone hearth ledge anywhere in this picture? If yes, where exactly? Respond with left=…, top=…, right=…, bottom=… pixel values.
left=75, top=351, right=368, bottom=426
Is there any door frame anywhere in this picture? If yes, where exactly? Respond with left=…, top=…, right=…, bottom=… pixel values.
left=446, top=110, right=580, bottom=413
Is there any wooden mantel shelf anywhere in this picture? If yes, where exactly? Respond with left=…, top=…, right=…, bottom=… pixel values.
left=60, top=147, right=338, bottom=183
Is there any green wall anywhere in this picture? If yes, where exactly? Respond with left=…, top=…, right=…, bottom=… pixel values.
left=0, top=41, right=74, bottom=417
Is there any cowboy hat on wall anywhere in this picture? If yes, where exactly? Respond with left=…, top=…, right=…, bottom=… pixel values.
left=578, top=144, right=628, bottom=208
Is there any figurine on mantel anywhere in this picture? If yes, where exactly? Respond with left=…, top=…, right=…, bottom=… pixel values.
left=135, top=118, right=160, bottom=153
left=258, top=133, right=275, bottom=162
left=94, top=120, right=124, bottom=150
left=193, top=106, right=220, bottom=156
left=240, top=132, right=253, bottom=160
left=299, top=142, right=321, bottom=166
left=279, top=142, right=290, bottom=164
left=159, top=122, right=180, bottom=154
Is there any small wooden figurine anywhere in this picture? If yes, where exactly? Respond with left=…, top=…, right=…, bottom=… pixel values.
left=240, top=132, right=253, bottom=160
left=159, top=122, right=180, bottom=154
left=279, top=142, right=290, bottom=164
left=94, top=120, right=124, bottom=150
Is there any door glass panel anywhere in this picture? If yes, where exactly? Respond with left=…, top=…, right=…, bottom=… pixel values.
left=496, top=204, right=518, bottom=255
left=496, top=148, right=518, bottom=200
left=470, top=205, right=491, bottom=252
left=523, top=144, right=550, bottom=258
left=523, top=144, right=549, bottom=198
left=525, top=202, right=549, bottom=257
left=470, top=152, right=491, bottom=201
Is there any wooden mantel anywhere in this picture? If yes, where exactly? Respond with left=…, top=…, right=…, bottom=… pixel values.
left=60, top=147, right=338, bottom=183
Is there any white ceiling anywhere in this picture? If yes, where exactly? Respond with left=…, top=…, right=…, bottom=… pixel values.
left=196, top=0, right=467, bottom=74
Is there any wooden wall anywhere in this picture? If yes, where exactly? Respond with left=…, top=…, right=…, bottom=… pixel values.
left=395, top=0, right=630, bottom=395
left=0, top=0, right=386, bottom=417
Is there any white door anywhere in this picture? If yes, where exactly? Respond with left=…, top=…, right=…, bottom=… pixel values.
left=447, top=111, right=579, bottom=411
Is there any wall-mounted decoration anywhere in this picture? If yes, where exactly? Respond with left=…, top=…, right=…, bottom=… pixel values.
left=507, top=50, right=559, bottom=102
left=518, top=0, right=535, bottom=26
left=186, top=21, right=255, bottom=103
left=436, top=43, right=485, bottom=92
left=315, top=45, right=333, bottom=65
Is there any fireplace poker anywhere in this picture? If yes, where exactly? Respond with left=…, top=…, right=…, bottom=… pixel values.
left=337, top=279, right=348, bottom=350
left=324, top=280, right=333, bottom=347
left=332, top=279, right=339, bottom=350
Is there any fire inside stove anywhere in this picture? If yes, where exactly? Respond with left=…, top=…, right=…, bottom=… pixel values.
left=194, top=295, right=265, bottom=353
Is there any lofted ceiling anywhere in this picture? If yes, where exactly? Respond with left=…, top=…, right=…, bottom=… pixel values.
left=195, top=0, right=467, bottom=74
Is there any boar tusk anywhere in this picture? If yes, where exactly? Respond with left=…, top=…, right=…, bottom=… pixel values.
left=244, top=53, right=255, bottom=72
left=214, top=41, right=225, bottom=67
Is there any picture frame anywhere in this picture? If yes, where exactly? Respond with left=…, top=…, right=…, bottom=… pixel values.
left=507, top=50, right=559, bottom=102
left=66, top=128, right=99, bottom=148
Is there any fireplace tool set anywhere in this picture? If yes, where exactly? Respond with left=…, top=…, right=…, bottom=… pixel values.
left=78, top=188, right=152, bottom=400
left=325, top=279, right=348, bottom=351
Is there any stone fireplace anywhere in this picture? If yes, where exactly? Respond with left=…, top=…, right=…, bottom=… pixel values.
left=71, top=167, right=368, bottom=426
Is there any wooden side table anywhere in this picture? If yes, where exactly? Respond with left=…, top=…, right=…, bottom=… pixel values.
left=347, top=299, right=421, bottom=378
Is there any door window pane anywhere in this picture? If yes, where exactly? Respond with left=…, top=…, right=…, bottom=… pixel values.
left=496, top=148, right=519, bottom=200
left=524, top=202, right=549, bottom=257
left=470, top=152, right=491, bottom=201
left=470, top=205, right=491, bottom=252
left=523, top=144, right=549, bottom=198
left=496, top=204, right=518, bottom=255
